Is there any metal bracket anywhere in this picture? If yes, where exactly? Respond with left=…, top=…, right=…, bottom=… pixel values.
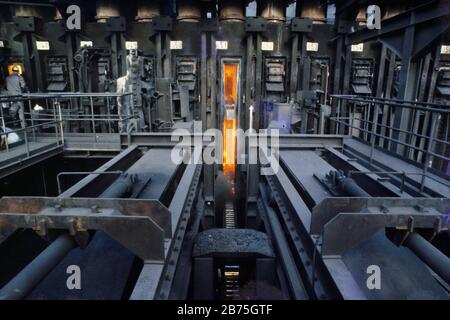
left=152, top=16, right=173, bottom=32
left=13, top=16, right=37, bottom=32
left=291, top=18, right=312, bottom=33
left=310, top=197, right=450, bottom=256
left=106, top=16, right=126, bottom=32
left=245, top=17, right=267, bottom=32
left=0, top=197, right=172, bottom=260
left=202, top=18, right=219, bottom=32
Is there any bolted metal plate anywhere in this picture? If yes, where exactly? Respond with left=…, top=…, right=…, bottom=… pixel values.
left=106, top=16, right=126, bottom=32
left=13, top=16, right=37, bottom=32
left=152, top=16, right=173, bottom=31
left=245, top=17, right=267, bottom=32
left=0, top=197, right=172, bottom=261
left=291, top=17, right=313, bottom=33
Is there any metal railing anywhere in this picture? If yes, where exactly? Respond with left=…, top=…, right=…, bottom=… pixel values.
left=56, top=170, right=123, bottom=194
left=0, top=91, right=135, bottom=145
left=347, top=170, right=449, bottom=194
left=0, top=94, right=63, bottom=155
left=0, top=92, right=134, bottom=161
left=330, top=95, right=450, bottom=190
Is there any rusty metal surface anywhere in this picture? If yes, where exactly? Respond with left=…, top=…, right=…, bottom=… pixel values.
left=0, top=197, right=171, bottom=260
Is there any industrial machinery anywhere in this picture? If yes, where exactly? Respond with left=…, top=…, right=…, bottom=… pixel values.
left=0, top=0, right=449, bottom=301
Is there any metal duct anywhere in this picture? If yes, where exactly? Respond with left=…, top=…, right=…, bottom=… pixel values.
left=54, top=8, right=63, bottom=21
left=258, top=0, right=286, bottom=22
left=13, top=5, right=44, bottom=18
left=177, top=0, right=201, bottom=22
left=356, top=7, right=366, bottom=26
left=220, top=0, right=245, bottom=21
left=136, top=0, right=161, bottom=22
left=299, top=0, right=326, bottom=24
left=96, top=0, right=120, bottom=23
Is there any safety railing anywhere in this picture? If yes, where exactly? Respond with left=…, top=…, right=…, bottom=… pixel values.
left=0, top=92, right=134, bottom=162
left=347, top=170, right=449, bottom=194
left=0, top=92, right=134, bottom=147
left=0, top=94, right=64, bottom=156
left=330, top=95, right=450, bottom=188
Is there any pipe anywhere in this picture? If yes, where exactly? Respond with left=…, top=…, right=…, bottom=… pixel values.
left=0, top=234, right=76, bottom=300
left=339, top=177, right=369, bottom=197
left=0, top=173, right=134, bottom=300
left=334, top=171, right=370, bottom=197
left=100, top=173, right=136, bottom=198
left=299, top=0, right=326, bottom=24
left=258, top=0, right=285, bottom=22
left=220, top=0, right=245, bottom=21
left=96, top=0, right=120, bottom=23
left=356, top=7, right=366, bottom=27
left=403, top=232, right=450, bottom=284
left=136, top=0, right=160, bottom=22
left=177, top=0, right=201, bottom=22
left=13, top=4, right=44, bottom=18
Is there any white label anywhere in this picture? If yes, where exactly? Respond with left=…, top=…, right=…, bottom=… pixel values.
left=36, top=41, right=50, bottom=51
left=126, top=41, right=138, bottom=50
left=441, top=45, right=450, bottom=54
left=351, top=43, right=364, bottom=52
left=80, top=41, right=93, bottom=48
left=261, top=41, right=274, bottom=51
left=0, top=41, right=4, bottom=48
left=306, top=42, right=319, bottom=52
left=216, top=41, right=228, bottom=50
left=170, top=41, right=183, bottom=50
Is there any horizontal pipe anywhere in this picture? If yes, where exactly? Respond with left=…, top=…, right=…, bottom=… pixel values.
left=334, top=171, right=370, bottom=197
left=403, top=232, right=450, bottom=284
left=0, top=234, right=76, bottom=300
left=339, top=177, right=370, bottom=197
left=100, top=173, right=135, bottom=198
left=0, top=171, right=134, bottom=300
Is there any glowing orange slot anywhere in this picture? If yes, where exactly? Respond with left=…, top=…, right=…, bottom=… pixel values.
left=224, top=63, right=238, bottom=107
left=223, top=118, right=236, bottom=175
left=222, top=63, right=238, bottom=176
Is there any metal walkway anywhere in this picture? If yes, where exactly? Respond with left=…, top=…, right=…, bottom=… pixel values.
left=344, top=138, right=450, bottom=198
left=0, top=140, right=63, bottom=179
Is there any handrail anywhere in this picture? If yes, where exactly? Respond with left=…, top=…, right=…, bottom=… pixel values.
left=56, top=170, right=123, bottom=194
left=331, top=95, right=449, bottom=192
left=331, top=95, right=450, bottom=113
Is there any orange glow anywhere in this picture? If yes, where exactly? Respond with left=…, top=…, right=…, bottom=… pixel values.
left=8, top=64, right=23, bottom=76
left=224, top=63, right=238, bottom=106
left=223, top=118, right=236, bottom=175
left=222, top=63, right=238, bottom=177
